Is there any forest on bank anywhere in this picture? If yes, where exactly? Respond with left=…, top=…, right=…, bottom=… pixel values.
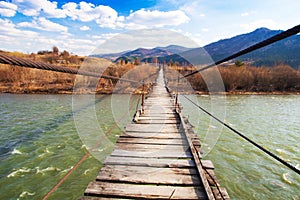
left=0, top=48, right=300, bottom=94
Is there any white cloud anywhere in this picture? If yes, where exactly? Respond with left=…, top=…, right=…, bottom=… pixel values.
left=125, top=9, right=190, bottom=29
left=12, top=0, right=66, bottom=18
left=18, top=17, right=68, bottom=33
left=61, top=3, right=190, bottom=29
left=241, top=12, right=249, bottom=17
left=0, top=1, right=18, bottom=17
left=80, top=25, right=90, bottom=31
left=4, top=1, right=190, bottom=31
left=180, top=1, right=205, bottom=18
left=0, top=18, right=95, bottom=55
left=62, top=2, right=123, bottom=28
left=93, top=29, right=199, bottom=54
left=91, top=33, right=119, bottom=40
left=0, top=18, right=39, bottom=37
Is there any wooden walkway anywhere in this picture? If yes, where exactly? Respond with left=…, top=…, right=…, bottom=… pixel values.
left=79, top=69, right=229, bottom=200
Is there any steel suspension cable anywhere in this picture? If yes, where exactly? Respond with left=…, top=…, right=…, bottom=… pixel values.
left=183, top=95, right=300, bottom=176
left=182, top=24, right=300, bottom=79
left=0, top=53, right=139, bottom=83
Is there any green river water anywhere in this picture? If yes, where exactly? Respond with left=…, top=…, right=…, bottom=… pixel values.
left=0, top=93, right=299, bottom=199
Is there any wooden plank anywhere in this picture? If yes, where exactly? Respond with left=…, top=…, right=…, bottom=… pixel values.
left=139, top=114, right=176, bottom=118
left=121, top=132, right=184, bottom=139
left=137, top=116, right=178, bottom=120
left=201, top=160, right=215, bottom=169
left=205, top=169, right=220, bottom=187
left=111, top=149, right=192, bottom=158
left=144, top=106, right=175, bottom=110
left=78, top=197, right=128, bottom=200
left=115, top=143, right=190, bottom=151
left=126, top=124, right=179, bottom=133
left=117, top=137, right=188, bottom=145
left=136, top=119, right=180, bottom=124
left=85, top=181, right=207, bottom=199
left=143, top=109, right=175, bottom=113
left=142, top=111, right=176, bottom=115
left=96, top=165, right=201, bottom=185
left=211, top=187, right=230, bottom=200
left=105, top=156, right=195, bottom=168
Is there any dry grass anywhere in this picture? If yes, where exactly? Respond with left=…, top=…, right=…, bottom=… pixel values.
left=175, top=64, right=300, bottom=93
left=0, top=51, right=158, bottom=94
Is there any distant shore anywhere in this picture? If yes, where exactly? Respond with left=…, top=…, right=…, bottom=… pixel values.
left=1, top=88, right=300, bottom=95
left=195, top=91, right=300, bottom=95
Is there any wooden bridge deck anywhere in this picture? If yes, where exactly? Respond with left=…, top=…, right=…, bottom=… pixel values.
left=79, top=70, right=229, bottom=200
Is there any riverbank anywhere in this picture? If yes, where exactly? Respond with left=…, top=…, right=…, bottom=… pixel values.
left=1, top=87, right=300, bottom=95
left=195, top=91, right=300, bottom=95
left=0, top=82, right=153, bottom=95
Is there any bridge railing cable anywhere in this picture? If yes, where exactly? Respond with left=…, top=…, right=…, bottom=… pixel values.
left=182, top=24, right=300, bottom=79
left=0, top=53, right=139, bottom=84
left=183, top=95, right=300, bottom=176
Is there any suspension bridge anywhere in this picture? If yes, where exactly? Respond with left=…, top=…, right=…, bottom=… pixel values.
left=0, top=24, right=300, bottom=199
left=78, top=68, right=229, bottom=199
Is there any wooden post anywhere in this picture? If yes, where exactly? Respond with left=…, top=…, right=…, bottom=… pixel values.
left=141, top=80, right=145, bottom=114
left=175, top=73, right=179, bottom=109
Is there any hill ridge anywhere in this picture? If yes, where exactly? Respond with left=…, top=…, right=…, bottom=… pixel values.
left=94, top=28, right=300, bottom=68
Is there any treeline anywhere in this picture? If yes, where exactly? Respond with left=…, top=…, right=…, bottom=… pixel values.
left=0, top=50, right=157, bottom=94
left=181, top=64, right=300, bottom=93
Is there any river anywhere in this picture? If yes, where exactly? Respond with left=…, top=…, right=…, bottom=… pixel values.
left=0, top=94, right=299, bottom=199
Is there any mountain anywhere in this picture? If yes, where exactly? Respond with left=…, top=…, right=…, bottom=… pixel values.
left=114, top=48, right=172, bottom=63
left=239, top=33, right=300, bottom=67
left=93, top=45, right=191, bottom=63
left=95, top=28, right=300, bottom=68
left=181, top=28, right=300, bottom=67
left=203, top=28, right=282, bottom=61
left=90, top=50, right=129, bottom=60
left=121, top=47, right=172, bottom=58
left=154, top=45, right=192, bottom=54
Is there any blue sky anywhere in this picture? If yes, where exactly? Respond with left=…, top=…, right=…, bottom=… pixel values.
left=0, top=0, right=299, bottom=55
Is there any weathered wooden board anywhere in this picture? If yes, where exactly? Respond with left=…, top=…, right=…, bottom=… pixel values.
left=201, top=160, right=215, bottom=169
left=142, top=110, right=176, bottom=114
left=111, top=149, right=192, bottom=158
left=117, top=137, right=188, bottom=145
left=126, top=124, right=180, bottom=133
left=85, top=181, right=207, bottom=199
left=144, top=104, right=175, bottom=109
left=105, top=156, right=196, bottom=168
left=205, top=169, right=220, bottom=187
left=121, top=132, right=184, bottom=139
left=78, top=197, right=128, bottom=200
left=136, top=119, right=180, bottom=124
left=96, top=165, right=201, bottom=185
left=115, top=143, right=189, bottom=152
left=139, top=113, right=176, bottom=117
left=211, top=187, right=230, bottom=200
left=137, top=116, right=178, bottom=120
left=98, top=165, right=198, bottom=175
